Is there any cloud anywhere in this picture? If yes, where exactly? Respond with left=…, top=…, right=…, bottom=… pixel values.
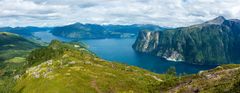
left=0, top=0, right=240, bottom=27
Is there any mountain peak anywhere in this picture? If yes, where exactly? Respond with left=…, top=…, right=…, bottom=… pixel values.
left=205, top=16, right=226, bottom=25
left=215, top=16, right=226, bottom=20
left=68, top=22, right=84, bottom=26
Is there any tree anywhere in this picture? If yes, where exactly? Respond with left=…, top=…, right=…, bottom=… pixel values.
left=166, top=66, right=176, bottom=76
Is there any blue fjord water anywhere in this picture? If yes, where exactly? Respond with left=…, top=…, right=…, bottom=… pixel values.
left=34, top=31, right=217, bottom=74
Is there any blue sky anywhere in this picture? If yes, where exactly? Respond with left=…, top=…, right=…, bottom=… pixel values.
left=0, top=0, right=240, bottom=27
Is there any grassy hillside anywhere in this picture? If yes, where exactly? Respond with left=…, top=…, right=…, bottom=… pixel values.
left=1, top=33, right=240, bottom=93
left=161, top=64, right=240, bottom=93
left=0, top=32, right=41, bottom=65
left=0, top=32, right=41, bottom=93
left=14, top=40, right=170, bottom=93
left=13, top=40, right=240, bottom=93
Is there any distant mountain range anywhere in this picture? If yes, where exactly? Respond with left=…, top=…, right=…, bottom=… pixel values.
left=133, top=16, right=240, bottom=65
left=50, top=23, right=168, bottom=39
left=0, top=23, right=168, bottom=39
left=0, top=27, right=51, bottom=37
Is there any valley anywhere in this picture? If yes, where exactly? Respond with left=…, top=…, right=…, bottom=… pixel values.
left=0, top=17, right=240, bottom=93
left=33, top=31, right=216, bottom=74
left=0, top=30, right=240, bottom=93
left=1, top=0, right=240, bottom=92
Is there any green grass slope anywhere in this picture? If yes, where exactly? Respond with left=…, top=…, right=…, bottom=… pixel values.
left=14, top=40, right=168, bottom=93
left=163, top=64, right=240, bottom=93
left=0, top=32, right=41, bottom=61
left=0, top=32, right=41, bottom=93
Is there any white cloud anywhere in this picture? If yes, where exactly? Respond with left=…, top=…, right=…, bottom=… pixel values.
left=0, top=0, right=240, bottom=27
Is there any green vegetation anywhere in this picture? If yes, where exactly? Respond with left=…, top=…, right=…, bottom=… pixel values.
left=1, top=32, right=240, bottom=93
left=50, top=23, right=166, bottom=39
left=168, top=64, right=240, bottom=93
left=133, top=16, right=240, bottom=65
left=166, top=66, right=177, bottom=76
left=0, top=32, right=41, bottom=93
left=14, top=40, right=165, bottom=93
left=5, top=57, right=26, bottom=63
left=0, top=32, right=41, bottom=62
left=0, top=32, right=40, bottom=51
left=14, top=40, right=240, bottom=93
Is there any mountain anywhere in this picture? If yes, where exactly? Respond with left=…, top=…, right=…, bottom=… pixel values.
left=0, top=38, right=239, bottom=92
left=50, top=23, right=109, bottom=39
left=13, top=40, right=166, bottom=93
left=133, top=16, right=240, bottom=65
left=0, top=23, right=167, bottom=40
left=50, top=23, right=167, bottom=39
left=0, top=27, right=51, bottom=37
left=162, top=64, right=240, bottom=93
left=103, top=24, right=167, bottom=34
left=202, top=16, right=226, bottom=25
left=0, top=32, right=41, bottom=92
left=9, top=40, right=240, bottom=93
left=0, top=32, right=41, bottom=61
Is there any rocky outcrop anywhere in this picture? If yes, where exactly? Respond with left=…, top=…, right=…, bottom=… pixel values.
left=133, top=31, right=160, bottom=53
left=133, top=16, right=240, bottom=65
left=166, top=64, right=240, bottom=93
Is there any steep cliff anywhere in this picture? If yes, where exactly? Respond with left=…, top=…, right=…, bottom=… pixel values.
left=2, top=39, right=240, bottom=93
left=133, top=16, right=240, bottom=65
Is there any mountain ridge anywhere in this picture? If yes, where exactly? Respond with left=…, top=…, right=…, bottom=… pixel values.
left=13, top=40, right=240, bottom=93
left=50, top=22, right=167, bottom=39
left=1, top=34, right=240, bottom=92
left=0, top=23, right=168, bottom=40
left=133, top=16, right=240, bottom=65
left=14, top=40, right=166, bottom=93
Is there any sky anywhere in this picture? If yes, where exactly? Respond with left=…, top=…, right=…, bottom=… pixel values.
left=0, top=0, right=240, bottom=27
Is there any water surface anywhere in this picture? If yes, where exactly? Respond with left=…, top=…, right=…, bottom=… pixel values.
left=34, top=31, right=217, bottom=74
left=81, top=39, right=217, bottom=74
left=33, top=31, right=71, bottom=42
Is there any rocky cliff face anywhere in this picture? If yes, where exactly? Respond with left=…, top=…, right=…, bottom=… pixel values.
left=133, top=16, right=240, bottom=65
left=133, top=31, right=160, bottom=53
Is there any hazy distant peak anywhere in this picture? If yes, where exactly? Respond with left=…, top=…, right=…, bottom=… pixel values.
left=205, top=16, right=226, bottom=25
left=71, top=22, right=84, bottom=26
